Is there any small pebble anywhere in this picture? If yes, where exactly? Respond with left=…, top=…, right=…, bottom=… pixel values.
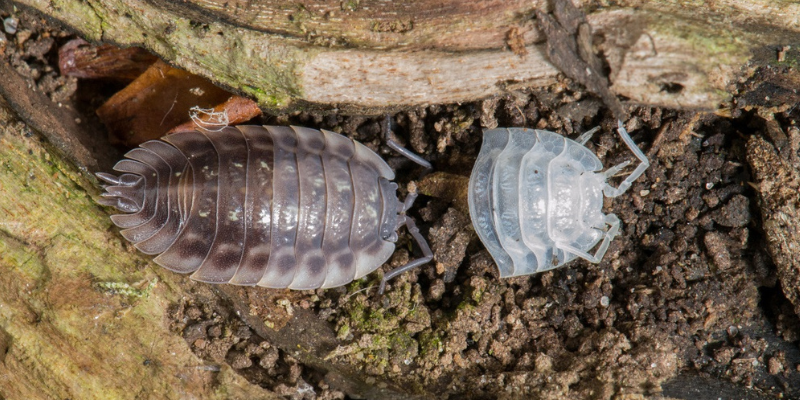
left=207, top=324, right=222, bottom=338
left=600, top=296, right=610, bottom=307
left=727, top=325, right=739, bottom=337
left=227, top=351, right=253, bottom=369
left=3, top=17, right=18, bottom=34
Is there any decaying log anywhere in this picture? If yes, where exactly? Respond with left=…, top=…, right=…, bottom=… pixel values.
left=11, top=0, right=800, bottom=113
left=747, top=130, right=800, bottom=321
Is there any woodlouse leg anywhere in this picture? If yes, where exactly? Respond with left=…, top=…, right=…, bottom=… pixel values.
left=576, top=126, right=600, bottom=145
left=603, top=120, right=650, bottom=197
left=602, top=160, right=631, bottom=178
left=558, top=214, right=621, bottom=263
left=379, top=215, right=433, bottom=294
left=383, top=116, right=433, bottom=170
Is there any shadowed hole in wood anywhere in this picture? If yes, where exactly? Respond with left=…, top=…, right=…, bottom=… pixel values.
left=660, top=82, right=684, bottom=94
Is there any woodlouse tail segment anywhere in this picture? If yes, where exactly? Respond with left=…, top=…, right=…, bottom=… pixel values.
left=603, top=120, right=650, bottom=198
left=96, top=172, right=145, bottom=213
left=96, top=139, right=191, bottom=257
left=378, top=190, right=433, bottom=294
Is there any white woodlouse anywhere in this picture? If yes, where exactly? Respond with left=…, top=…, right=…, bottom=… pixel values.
left=468, top=121, right=649, bottom=277
left=97, top=125, right=432, bottom=291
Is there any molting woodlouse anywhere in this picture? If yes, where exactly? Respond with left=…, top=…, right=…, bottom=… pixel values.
left=468, top=121, right=649, bottom=277
left=97, top=123, right=433, bottom=292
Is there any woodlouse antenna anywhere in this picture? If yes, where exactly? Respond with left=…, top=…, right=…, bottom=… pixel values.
left=603, top=120, right=650, bottom=197
left=377, top=117, right=434, bottom=294
left=382, top=115, right=432, bottom=170
left=379, top=212, right=433, bottom=294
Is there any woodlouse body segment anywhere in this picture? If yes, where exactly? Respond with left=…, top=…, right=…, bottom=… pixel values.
left=98, top=125, right=427, bottom=290
left=468, top=122, right=649, bottom=278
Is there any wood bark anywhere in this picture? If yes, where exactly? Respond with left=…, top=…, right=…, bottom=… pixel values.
left=11, top=0, right=800, bottom=114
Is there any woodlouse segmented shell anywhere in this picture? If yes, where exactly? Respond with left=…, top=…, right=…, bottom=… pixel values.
left=468, top=123, right=649, bottom=277
left=98, top=125, right=405, bottom=290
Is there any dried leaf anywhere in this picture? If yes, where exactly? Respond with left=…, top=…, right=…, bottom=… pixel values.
left=97, top=60, right=232, bottom=146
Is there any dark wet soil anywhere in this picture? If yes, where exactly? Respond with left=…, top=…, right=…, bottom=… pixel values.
left=4, top=3, right=800, bottom=399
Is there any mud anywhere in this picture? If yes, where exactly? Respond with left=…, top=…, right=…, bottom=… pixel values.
left=3, top=3, right=800, bottom=399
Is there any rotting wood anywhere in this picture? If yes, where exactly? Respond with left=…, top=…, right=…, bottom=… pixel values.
left=0, top=61, right=99, bottom=172
left=10, top=0, right=800, bottom=113
left=747, top=132, right=800, bottom=320
left=536, top=0, right=625, bottom=119
left=169, top=0, right=544, bottom=51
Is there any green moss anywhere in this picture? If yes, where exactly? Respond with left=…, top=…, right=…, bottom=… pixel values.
left=456, top=299, right=476, bottom=313
left=290, top=4, right=313, bottom=33
left=341, top=0, right=359, bottom=12
left=337, top=323, right=351, bottom=340
left=651, top=15, right=748, bottom=65
left=346, top=278, right=364, bottom=293
left=328, top=278, right=431, bottom=376
left=0, top=232, right=46, bottom=284
left=388, top=332, right=418, bottom=360
left=775, top=48, right=800, bottom=68
left=418, top=331, right=443, bottom=359
left=343, top=298, right=392, bottom=333
left=50, top=0, right=104, bottom=40
left=452, top=108, right=474, bottom=133
left=342, top=280, right=418, bottom=333
left=371, top=335, right=390, bottom=348
left=96, top=278, right=158, bottom=298
left=48, top=0, right=313, bottom=113
left=470, top=285, right=485, bottom=303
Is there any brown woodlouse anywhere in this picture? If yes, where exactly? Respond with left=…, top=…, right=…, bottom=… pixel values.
left=97, top=125, right=432, bottom=292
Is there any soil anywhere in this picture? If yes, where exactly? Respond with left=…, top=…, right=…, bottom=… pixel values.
left=3, top=3, right=800, bottom=399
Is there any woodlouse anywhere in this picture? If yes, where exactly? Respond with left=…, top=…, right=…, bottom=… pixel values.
left=97, top=125, right=432, bottom=291
left=468, top=121, right=649, bottom=277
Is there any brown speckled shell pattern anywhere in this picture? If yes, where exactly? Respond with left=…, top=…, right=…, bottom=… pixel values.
left=98, top=126, right=401, bottom=290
